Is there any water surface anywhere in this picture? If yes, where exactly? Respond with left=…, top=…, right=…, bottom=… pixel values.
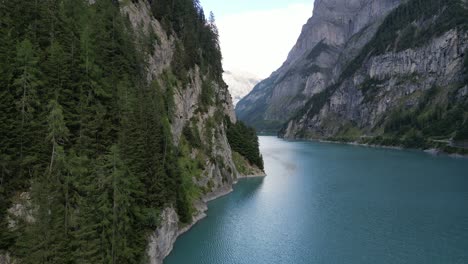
left=165, top=136, right=468, bottom=264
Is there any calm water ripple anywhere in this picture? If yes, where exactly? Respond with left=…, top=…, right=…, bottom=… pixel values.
left=165, top=136, right=468, bottom=264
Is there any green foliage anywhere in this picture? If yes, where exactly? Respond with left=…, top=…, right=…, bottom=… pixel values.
left=384, top=92, right=466, bottom=139
left=161, top=71, right=177, bottom=121
left=454, top=120, right=468, bottom=140
left=232, top=151, right=254, bottom=176
left=226, top=119, right=264, bottom=170
left=150, top=0, right=223, bottom=80
left=199, top=80, right=215, bottom=111
left=183, top=123, right=202, bottom=149
left=176, top=139, right=202, bottom=223
left=376, top=82, right=467, bottom=149
left=324, top=83, right=467, bottom=151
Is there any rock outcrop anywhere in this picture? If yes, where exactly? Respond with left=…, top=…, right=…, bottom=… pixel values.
left=282, top=29, right=468, bottom=138
left=122, top=1, right=260, bottom=263
left=280, top=0, right=468, bottom=142
left=237, top=0, right=468, bottom=149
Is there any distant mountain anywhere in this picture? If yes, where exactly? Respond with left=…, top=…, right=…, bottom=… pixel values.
left=223, top=71, right=261, bottom=106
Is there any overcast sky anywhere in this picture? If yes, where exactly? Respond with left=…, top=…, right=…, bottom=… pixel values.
left=200, top=0, right=315, bottom=79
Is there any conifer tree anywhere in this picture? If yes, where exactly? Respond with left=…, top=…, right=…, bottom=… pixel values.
left=13, top=39, right=42, bottom=178
left=46, top=100, right=69, bottom=173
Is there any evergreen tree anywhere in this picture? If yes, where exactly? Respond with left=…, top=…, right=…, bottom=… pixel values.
left=13, top=39, right=42, bottom=178
left=46, top=100, right=69, bottom=173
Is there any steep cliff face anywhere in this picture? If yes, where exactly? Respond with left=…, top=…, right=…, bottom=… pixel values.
left=281, top=0, right=468, bottom=150
left=125, top=0, right=238, bottom=187
left=236, top=0, right=400, bottom=130
left=123, top=1, right=256, bottom=263
left=283, top=29, right=468, bottom=136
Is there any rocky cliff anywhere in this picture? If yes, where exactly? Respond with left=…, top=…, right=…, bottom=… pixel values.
left=123, top=1, right=262, bottom=263
left=283, top=29, right=468, bottom=136
left=0, top=0, right=263, bottom=263
left=280, top=0, right=468, bottom=150
left=236, top=0, right=401, bottom=130
left=237, top=0, right=468, bottom=151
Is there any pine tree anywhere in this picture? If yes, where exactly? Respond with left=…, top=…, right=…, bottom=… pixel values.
left=0, top=1, right=20, bottom=252
left=75, top=145, right=143, bottom=263
left=13, top=39, right=42, bottom=178
left=46, top=100, right=69, bottom=173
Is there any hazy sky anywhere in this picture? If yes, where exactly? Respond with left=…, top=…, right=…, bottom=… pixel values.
left=200, top=0, right=315, bottom=78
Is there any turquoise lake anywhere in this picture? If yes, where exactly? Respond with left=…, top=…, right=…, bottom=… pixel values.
left=164, top=136, right=468, bottom=264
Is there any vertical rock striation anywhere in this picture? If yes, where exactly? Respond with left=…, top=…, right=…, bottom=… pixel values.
left=280, top=0, right=468, bottom=143
left=236, top=0, right=401, bottom=130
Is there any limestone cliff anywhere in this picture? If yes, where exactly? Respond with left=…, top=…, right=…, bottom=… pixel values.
left=236, top=0, right=401, bottom=130
left=283, top=29, right=468, bottom=137
left=237, top=0, right=467, bottom=151
left=280, top=0, right=468, bottom=150
left=123, top=1, right=261, bottom=263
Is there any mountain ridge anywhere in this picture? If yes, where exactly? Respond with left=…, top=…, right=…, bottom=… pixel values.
left=280, top=0, right=468, bottom=153
left=237, top=0, right=468, bottom=153
left=236, top=0, right=401, bottom=131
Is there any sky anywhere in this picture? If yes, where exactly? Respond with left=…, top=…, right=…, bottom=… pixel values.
left=200, top=0, right=315, bottom=78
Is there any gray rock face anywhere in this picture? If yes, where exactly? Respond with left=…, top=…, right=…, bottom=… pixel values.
left=148, top=208, right=179, bottom=264
left=283, top=29, right=468, bottom=139
left=286, top=0, right=400, bottom=64
left=122, top=1, right=174, bottom=82
left=7, top=192, right=34, bottom=228
left=236, top=0, right=400, bottom=129
left=123, top=2, right=244, bottom=264
left=0, top=254, right=15, bottom=264
left=0, top=193, right=33, bottom=264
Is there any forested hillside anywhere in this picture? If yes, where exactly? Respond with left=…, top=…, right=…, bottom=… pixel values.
left=0, top=0, right=262, bottom=263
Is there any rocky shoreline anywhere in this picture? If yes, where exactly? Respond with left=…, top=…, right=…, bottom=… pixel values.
left=285, top=137, right=468, bottom=158
left=149, top=172, right=266, bottom=264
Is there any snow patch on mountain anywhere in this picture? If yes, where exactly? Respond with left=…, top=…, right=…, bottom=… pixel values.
left=223, top=71, right=261, bottom=106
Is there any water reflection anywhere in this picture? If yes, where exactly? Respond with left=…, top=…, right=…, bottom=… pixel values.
left=165, top=136, right=468, bottom=264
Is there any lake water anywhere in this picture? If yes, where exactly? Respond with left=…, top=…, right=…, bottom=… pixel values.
left=164, top=136, right=468, bottom=264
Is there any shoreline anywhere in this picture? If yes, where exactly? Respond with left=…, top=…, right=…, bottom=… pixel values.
left=161, top=173, right=266, bottom=263
left=284, top=137, right=468, bottom=158
left=184, top=172, right=267, bottom=233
